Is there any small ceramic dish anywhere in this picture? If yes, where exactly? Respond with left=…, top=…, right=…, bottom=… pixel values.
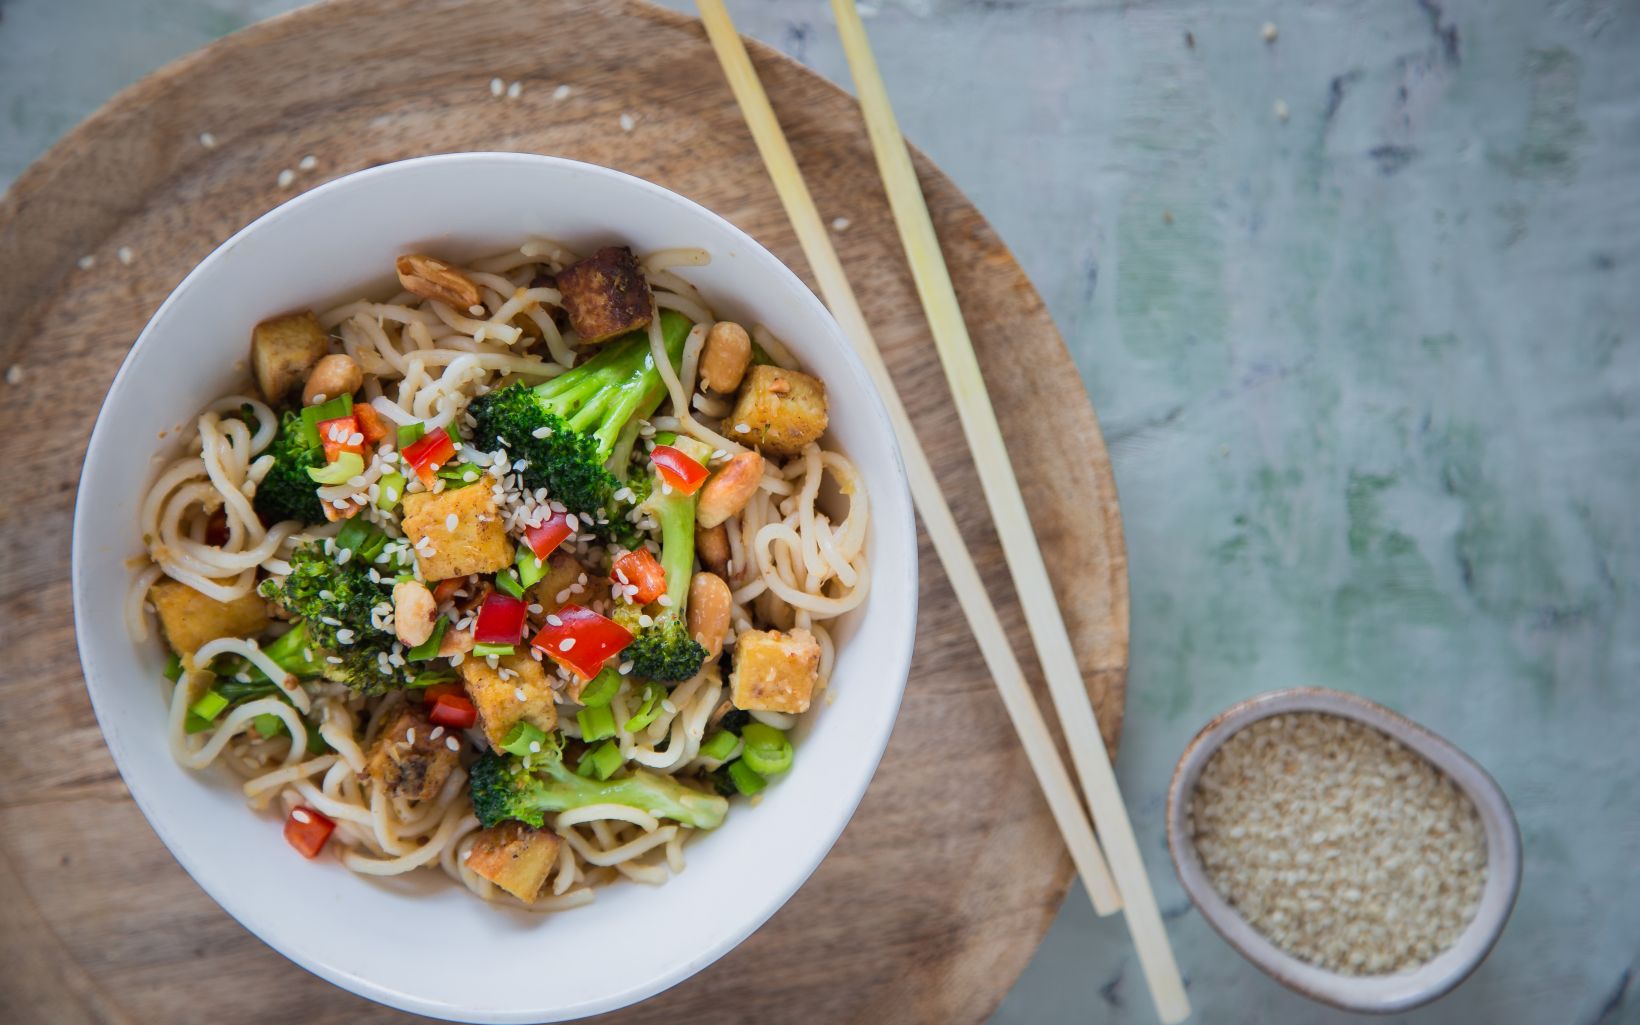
left=1165, top=687, right=1521, bottom=1013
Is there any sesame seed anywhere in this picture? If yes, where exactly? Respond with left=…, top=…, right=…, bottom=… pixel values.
left=406, top=728, right=416, bottom=744
left=528, top=740, right=541, bottom=753
left=514, top=687, right=527, bottom=701
left=1261, top=21, right=1279, bottom=42
left=117, top=246, right=134, bottom=265
left=558, top=638, right=576, bottom=652
left=734, top=423, right=750, bottom=434
left=446, top=736, right=460, bottom=751
left=490, top=77, right=505, bottom=96
left=831, top=216, right=851, bottom=231
left=77, top=255, right=96, bottom=270
left=291, top=809, right=311, bottom=824
left=445, top=513, right=459, bottom=532
left=199, top=131, right=218, bottom=149
left=1274, top=99, right=1290, bottom=122
left=326, top=655, right=344, bottom=665
left=298, top=154, right=317, bottom=171
left=619, top=113, right=636, bottom=132
left=530, top=425, right=553, bottom=439
left=553, top=84, right=571, bottom=101
left=507, top=81, right=522, bottom=99
left=4, top=365, right=21, bottom=386
left=277, top=168, right=295, bottom=188
left=336, top=628, right=356, bottom=644
left=546, top=614, right=563, bottom=627
left=336, top=548, right=353, bottom=565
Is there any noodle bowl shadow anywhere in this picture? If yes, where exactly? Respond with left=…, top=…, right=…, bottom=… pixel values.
left=72, top=153, right=918, bottom=1023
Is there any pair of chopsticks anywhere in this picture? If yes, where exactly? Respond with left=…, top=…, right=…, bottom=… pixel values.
left=695, top=2, right=1190, bottom=1022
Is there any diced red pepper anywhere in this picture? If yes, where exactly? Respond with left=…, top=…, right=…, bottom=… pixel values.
left=531, top=603, right=633, bottom=680
left=402, top=427, right=457, bottom=486
left=523, top=512, right=574, bottom=560
left=317, top=415, right=364, bottom=462
left=353, top=403, right=390, bottom=446
left=473, top=592, right=527, bottom=645
left=612, top=548, right=667, bottom=605
left=431, top=578, right=464, bottom=604
left=422, top=681, right=464, bottom=703
left=284, top=806, right=336, bottom=859
left=428, top=692, right=477, bottom=729
left=651, top=444, right=710, bottom=496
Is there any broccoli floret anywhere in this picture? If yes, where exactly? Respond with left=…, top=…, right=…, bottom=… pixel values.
left=258, top=536, right=410, bottom=694
left=614, top=449, right=708, bottom=682
left=466, top=311, right=692, bottom=534
left=252, top=410, right=325, bottom=526
left=469, top=744, right=727, bottom=831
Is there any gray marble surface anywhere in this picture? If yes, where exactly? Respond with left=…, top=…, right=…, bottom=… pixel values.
left=4, top=1, right=1637, bottom=1023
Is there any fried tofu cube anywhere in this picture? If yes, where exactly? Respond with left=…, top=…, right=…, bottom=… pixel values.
left=554, top=245, right=653, bottom=343
left=459, top=651, right=558, bottom=749
left=465, top=821, right=562, bottom=902
left=148, top=578, right=270, bottom=661
left=365, top=708, right=460, bottom=802
left=729, top=628, right=822, bottom=714
left=250, top=310, right=330, bottom=403
left=400, top=485, right=515, bottom=581
left=726, top=365, right=829, bottom=456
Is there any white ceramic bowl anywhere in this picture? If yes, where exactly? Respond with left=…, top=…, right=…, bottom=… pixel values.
left=71, top=153, right=917, bottom=1023
left=1166, top=687, right=1522, bottom=1013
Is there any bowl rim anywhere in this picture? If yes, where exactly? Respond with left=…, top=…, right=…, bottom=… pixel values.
left=1165, top=686, right=1522, bottom=1014
left=69, top=151, right=919, bottom=1022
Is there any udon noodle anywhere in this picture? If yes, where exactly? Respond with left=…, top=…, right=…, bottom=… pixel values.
left=131, top=240, right=869, bottom=908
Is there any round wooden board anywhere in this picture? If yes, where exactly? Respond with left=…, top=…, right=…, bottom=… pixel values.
left=0, top=2, right=1128, bottom=1023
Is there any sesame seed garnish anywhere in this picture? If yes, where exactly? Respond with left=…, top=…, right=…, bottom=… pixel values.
left=298, top=154, right=317, bottom=171
left=277, top=168, right=295, bottom=188
left=199, top=131, right=218, bottom=149
left=528, top=740, right=541, bottom=753
left=445, top=513, right=459, bottom=532
left=558, top=638, right=576, bottom=652
left=734, top=423, right=750, bottom=434
left=4, top=365, right=22, bottom=386
left=831, top=216, right=851, bottom=231
left=507, top=81, right=522, bottom=99
left=117, top=246, right=135, bottom=265
left=446, top=736, right=460, bottom=751
left=619, top=113, right=636, bottom=132
left=77, top=254, right=96, bottom=270
left=553, top=84, right=571, bottom=101
left=489, top=77, right=504, bottom=96
left=291, top=809, right=311, bottom=824
left=514, top=687, right=527, bottom=701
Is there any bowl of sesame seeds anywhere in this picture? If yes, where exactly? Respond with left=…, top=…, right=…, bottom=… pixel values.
left=1166, top=687, right=1521, bottom=1013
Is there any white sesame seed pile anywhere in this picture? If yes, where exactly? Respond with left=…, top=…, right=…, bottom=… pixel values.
left=1188, top=713, right=1487, bottom=976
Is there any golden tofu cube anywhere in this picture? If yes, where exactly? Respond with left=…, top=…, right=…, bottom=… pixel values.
left=401, top=485, right=515, bottom=581
left=554, top=245, right=653, bottom=343
left=148, top=578, right=270, bottom=661
left=250, top=310, right=330, bottom=403
left=726, top=365, right=828, bottom=456
left=459, top=651, right=558, bottom=749
left=465, top=821, right=562, bottom=902
left=729, top=628, right=822, bottom=714
left=365, top=708, right=460, bottom=802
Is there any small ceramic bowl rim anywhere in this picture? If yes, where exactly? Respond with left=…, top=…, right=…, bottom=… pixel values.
left=1165, top=687, right=1522, bottom=1014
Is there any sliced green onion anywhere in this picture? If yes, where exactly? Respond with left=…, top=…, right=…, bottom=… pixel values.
left=306, top=723, right=331, bottom=755
left=408, top=667, right=458, bottom=689
left=188, top=688, right=229, bottom=723
left=578, top=667, right=622, bottom=708
left=499, top=720, right=548, bottom=756
left=698, top=730, right=739, bottom=762
left=576, top=740, right=623, bottom=780
left=253, top=712, right=287, bottom=739
left=473, top=642, right=516, bottom=658
left=623, top=681, right=667, bottom=732
left=307, top=451, right=364, bottom=484
left=577, top=704, right=616, bottom=742
left=727, top=760, right=767, bottom=796
left=299, top=394, right=354, bottom=450
left=377, top=471, right=407, bottom=510
left=652, top=430, right=679, bottom=446
left=184, top=714, right=214, bottom=735
left=437, top=461, right=486, bottom=488
left=739, top=722, right=793, bottom=775
left=515, top=548, right=547, bottom=589
left=396, top=421, right=425, bottom=448
left=334, top=517, right=385, bottom=557
left=162, top=651, right=184, bottom=682
left=494, top=570, right=526, bottom=600
left=407, top=617, right=448, bottom=662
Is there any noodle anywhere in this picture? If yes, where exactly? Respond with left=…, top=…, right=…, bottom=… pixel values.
left=128, top=240, right=872, bottom=913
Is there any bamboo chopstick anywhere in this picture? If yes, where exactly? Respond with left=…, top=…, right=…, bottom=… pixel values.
left=694, top=0, right=1121, bottom=918
left=826, top=2, right=1190, bottom=1021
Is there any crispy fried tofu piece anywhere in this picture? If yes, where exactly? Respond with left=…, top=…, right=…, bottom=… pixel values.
left=250, top=311, right=330, bottom=403
left=465, top=821, right=562, bottom=902
left=554, top=245, right=653, bottom=343
left=726, top=365, right=829, bottom=456
left=459, top=651, right=558, bottom=749
left=365, top=707, right=460, bottom=802
left=401, top=485, right=515, bottom=581
left=729, top=628, right=822, bottom=714
left=148, top=579, right=270, bottom=661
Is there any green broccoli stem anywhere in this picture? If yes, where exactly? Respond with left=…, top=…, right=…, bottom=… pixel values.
left=532, top=755, right=727, bottom=830
left=653, top=481, right=697, bottom=613
left=535, top=311, right=694, bottom=462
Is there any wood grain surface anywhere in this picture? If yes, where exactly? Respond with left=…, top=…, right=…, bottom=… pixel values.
left=0, top=1, right=1127, bottom=1023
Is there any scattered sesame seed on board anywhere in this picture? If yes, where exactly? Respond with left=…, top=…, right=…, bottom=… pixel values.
left=298, top=154, right=317, bottom=171
left=1273, top=99, right=1290, bottom=122
left=507, top=81, right=522, bottom=99
left=553, top=84, right=572, bottom=101
left=831, top=216, right=851, bottom=231
left=1261, top=21, right=1279, bottom=42
left=117, top=246, right=134, bottom=265
left=5, top=365, right=23, bottom=386
left=489, top=77, right=504, bottom=97
left=77, top=254, right=95, bottom=270
left=277, top=168, right=295, bottom=188
left=619, top=113, right=636, bottom=132
left=199, top=131, right=218, bottom=149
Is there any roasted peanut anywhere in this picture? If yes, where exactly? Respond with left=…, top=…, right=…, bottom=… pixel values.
left=700, top=321, right=752, bottom=393
left=696, top=522, right=731, bottom=577
left=696, top=451, right=764, bottom=529
left=303, top=353, right=363, bottom=406
left=687, top=572, right=732, bottom=660
left=392, top=580, right=437, bottom=647
left=395, top=253, right=483, bottom=310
